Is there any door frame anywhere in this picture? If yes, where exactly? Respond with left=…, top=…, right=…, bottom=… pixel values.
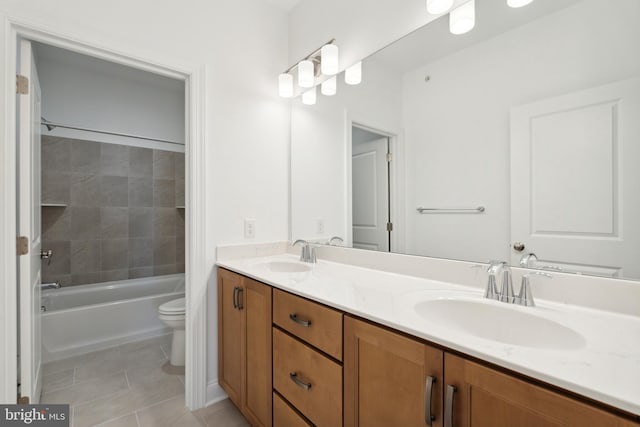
left=0, top=17, right=208, bottom=409
left=346, top=114, right=405, bottom=253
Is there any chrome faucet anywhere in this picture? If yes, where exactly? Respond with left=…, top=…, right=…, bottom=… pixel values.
left=498, top=265, right=515, bottom=304
left=292, top=240, right=317, bottom=263
left=519, top=253, right=538, bottom=268
left=327, top=236, right=343, bottom=246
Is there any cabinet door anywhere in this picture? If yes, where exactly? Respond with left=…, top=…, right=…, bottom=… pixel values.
left=218, top=269, right=243, bottom=407
left=243, top=278, right=272, bottom=427
left=344, top=316, right=444, bottom=427
left=443, top=353, right=638, bottom=427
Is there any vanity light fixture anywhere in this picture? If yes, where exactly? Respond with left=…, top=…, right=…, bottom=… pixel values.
left=302, top=87, right=317, bottom=105
left=507, top=0, right=534, bottom=7
left=321, top=44, right=339, bottom=75
left=278, top=39, right=338, bottom=99
left=278, top=73, right=294, bottom=98
left=345, top=61, right=362, bottom=85
left=450, top=0, right=475, bottom=35
left=298, top=59, right=315, bottom=88
left=321, top=76, right=337, bottom=96
left=426, top=0, right=454, bottom=15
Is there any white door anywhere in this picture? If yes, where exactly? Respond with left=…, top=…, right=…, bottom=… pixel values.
left=352, top=137, right=390, bottom=252
left=18, top=39, right=43, bottom=403
left=510, top=77, right=640, bottom=278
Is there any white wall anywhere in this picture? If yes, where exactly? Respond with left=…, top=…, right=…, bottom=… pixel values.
left=290, top=59, right=403, bottom=243
left=0, top=0, right=290, bottom=400
left=402, top=0, right=640, bottom=262
left=288, top=0, right=469, bottom=75
left=35, top=44, right=185, bottom=152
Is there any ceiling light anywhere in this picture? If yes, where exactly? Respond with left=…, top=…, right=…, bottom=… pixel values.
left=426, top=0, right=454, bottom=15
left=278, top=73, right=293, bottom=98
left=345, top=62, right=362, bottom=85
left=321, top=44, right=339, bottom=76
left=450, top=0, right=475, bottom=35
left=302, top=87, right=317, bottom=105
left=321, top=76, right=337, bottom=96
left=507, top=0, right=534, bottom=7
left=298, top=60, right=314, bottom=88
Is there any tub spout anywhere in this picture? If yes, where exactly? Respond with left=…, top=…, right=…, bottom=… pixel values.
left=40, top=281, right=61, bottom=290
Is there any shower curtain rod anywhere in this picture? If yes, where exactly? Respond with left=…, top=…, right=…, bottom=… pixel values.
left=41, top=117, right=183, bottom=146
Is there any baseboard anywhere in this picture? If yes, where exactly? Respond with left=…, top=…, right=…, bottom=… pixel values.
left=206, top=380, right=228, bottom=407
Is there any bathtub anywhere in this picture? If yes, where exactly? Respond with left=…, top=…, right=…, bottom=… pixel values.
left=41, top=274, right=185, bottom=362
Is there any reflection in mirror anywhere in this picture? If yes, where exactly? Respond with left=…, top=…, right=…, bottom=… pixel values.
left=290, top=0, right=640, bottom=281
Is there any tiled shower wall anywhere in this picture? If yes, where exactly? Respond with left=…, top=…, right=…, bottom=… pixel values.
left=41, top=136, right=185, bottom=287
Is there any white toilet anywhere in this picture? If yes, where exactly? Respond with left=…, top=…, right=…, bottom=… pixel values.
left=158, top=297, right=186, bottom=367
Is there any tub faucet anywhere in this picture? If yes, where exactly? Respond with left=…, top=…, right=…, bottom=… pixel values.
left=40, top=281, right=61, bottom=290
left=292, top=240, right=316, bottom=263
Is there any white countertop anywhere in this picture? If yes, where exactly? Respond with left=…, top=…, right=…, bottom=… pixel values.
left=217, top=253, right=640, bottom=417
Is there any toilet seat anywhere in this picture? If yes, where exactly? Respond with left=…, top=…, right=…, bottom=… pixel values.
left=159, top=297, right=185, bottom=315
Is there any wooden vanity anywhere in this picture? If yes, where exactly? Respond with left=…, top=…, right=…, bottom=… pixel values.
left=218, top=267, right=639, bottom=427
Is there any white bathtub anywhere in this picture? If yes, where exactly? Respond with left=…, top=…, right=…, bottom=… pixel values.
left=41, top=274, right=185, bottom=362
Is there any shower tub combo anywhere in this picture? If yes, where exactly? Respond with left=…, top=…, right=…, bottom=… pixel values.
left=41, top=274, right=185, bottom=362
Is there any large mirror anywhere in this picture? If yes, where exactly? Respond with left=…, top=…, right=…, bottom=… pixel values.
left=291, top=0, right=640, bottom=280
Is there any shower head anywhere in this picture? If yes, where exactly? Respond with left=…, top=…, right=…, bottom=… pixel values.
left=41, top=117, right=57, bottom=131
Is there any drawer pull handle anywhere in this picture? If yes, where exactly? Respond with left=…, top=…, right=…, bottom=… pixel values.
left=289, top=372, right=312, bottom=391
left=289, top=313, right=312, bottom=327
left=425, top=376, right=436, bottom=426
left=444, top=384, right=457, bottom=427
left=232, top=287, right=238, bottom=309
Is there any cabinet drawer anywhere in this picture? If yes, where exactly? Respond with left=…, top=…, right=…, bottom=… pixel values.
left=273, top=393, right=312, bottom=427
left=273, top=288, right=343, bottom=360
left=273, top=328, right=342, bottom=427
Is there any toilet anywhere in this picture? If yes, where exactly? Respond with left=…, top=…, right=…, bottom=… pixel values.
left=158, top=297, right=186, bottom=367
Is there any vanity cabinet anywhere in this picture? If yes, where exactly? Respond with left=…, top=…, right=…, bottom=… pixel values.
left=344, top=315, right=444, bottom=427
left=443, top=353, right=639, bottom=427
left=272, top=288, right=344, bottom=427
left=217, top=268, right=639, bottom=427
left=217, top=269, right=272, bottom=427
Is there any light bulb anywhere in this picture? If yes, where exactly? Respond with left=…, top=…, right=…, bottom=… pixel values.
left=302, top=87, right=317, bottom=105
left=507, top=0, right=534, bottom=7
left=298, top=60, right=314, bottom=88
left=321, top=44, right=339, bottom=76
left=450, top=0, right=475, bottom=35
left=321, top=76, right=337, bottom=96
left=278, top=73, right=293, bottom=98
left=345, top=62, right=362, bottom=85
left=426, top=0, right=454, bottom=14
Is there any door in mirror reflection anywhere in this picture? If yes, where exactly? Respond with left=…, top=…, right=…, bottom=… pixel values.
left=352, top=126, right=391, bottom=252
left=511, top=77, right=640, bottom=278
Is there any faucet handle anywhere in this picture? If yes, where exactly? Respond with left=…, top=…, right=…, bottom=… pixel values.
left=516, top=272, right=552, bottom=307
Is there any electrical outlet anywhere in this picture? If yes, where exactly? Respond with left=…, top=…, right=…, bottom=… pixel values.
left=244, top=218, right=256, bottom=239
left=316, top=219, right=325, bottom=235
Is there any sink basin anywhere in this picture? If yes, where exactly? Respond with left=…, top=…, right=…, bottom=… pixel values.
left=414, top=299, right=585, bottom=350
left=259, top=261, right=311, bottom=273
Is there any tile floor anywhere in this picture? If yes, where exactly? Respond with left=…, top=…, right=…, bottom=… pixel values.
left=41, top=335, right=249, bottom=427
